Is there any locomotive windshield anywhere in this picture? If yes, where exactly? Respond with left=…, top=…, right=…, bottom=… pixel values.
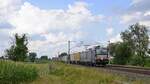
left=96, top=48, right=107, bottom=55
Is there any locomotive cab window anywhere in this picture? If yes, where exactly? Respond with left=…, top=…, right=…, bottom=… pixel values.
left=96, top=48, right=107, bottom=55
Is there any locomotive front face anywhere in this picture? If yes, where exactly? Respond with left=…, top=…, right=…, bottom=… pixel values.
left=95, top=48, right=109, bottom=65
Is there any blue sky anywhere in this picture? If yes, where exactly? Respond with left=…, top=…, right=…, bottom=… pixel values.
left=26, top=0, right=130, bottom=14
left=0, top=0, right=150, bottom=57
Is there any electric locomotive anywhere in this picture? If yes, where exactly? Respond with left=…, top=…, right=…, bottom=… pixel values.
left=95, top=46, right=109, bottom=66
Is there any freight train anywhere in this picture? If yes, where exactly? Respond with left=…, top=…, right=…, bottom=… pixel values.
left=59, top=46, right=109, bottom=66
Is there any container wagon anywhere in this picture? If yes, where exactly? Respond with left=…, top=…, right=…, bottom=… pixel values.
left=80, top=49, right=95, bottom=65
left=70, top=54, right=75, bottom=64
left=60, top=45, right=109, bottom=66
left=74, top=52, right=80, bottom=64
left=59, top=55, right=68, bottom=63
left=70, top=52, right=80, bottom=64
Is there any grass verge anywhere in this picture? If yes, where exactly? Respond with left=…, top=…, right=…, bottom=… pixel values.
left=31, top=62, right=150, bottom=84
left=0, top=60, right=38, bottom=84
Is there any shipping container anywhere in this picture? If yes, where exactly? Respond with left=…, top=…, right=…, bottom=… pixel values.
left=74, top=52, right=80, bottom=62
left=80, top=51, right=87, bottom=62
left=80, top=49, right=95, bottom=64
left=86, top=49, right=95, bottom=63
left=70, top=54, right=74, bottom=62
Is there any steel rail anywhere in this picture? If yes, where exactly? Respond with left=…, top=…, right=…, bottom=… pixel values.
left=105, top=65, right=150, bottom=76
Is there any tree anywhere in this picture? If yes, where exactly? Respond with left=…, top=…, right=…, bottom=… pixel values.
left=29, top=52, right=37, bottom=62
left=113, top=42, right=132, bottom=65
left=5, top=45, right=15, bottom=60
left=121, top=23, right=149, bottom=66
left=108, top=43, right=117, bottom=57
left=40, top=56, right=48, bottom=60
left=5, top=33, right=28, bottom=61
left=59, top=52, right=67, bottom=57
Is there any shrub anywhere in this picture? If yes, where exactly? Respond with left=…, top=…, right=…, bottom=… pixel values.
left=0, top=60, right=38, bottom=84
left=145, top=57, right=150, bottom=67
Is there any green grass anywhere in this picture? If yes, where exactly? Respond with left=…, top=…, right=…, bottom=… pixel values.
left=0, top=60, right=149, bottom=84
left=145, top=58, right=150, bottom=67
left=31, top=62, right=150, bottom=84
left=0, top=60, right=38, bottom=84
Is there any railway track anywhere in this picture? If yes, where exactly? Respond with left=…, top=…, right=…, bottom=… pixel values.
left=71, top=63, right=150, bottom=77
left=105, top=64, right=150, bottom=76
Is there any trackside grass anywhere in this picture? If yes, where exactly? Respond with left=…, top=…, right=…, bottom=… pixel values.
left=0, top=60, right=38, bottom=84
left=0, top=60, right=149, bottom=84
left=31, top=62, right=150, bottom=84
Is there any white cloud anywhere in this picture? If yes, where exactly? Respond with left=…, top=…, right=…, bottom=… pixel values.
left=106, top=27, right=113, bottom=36
left=110, top=34, right=122, bottom=43
left=130, top=0, right=150, bottom=12
left=120, top=12, right=142, bottom=24
left=121, top=0, right=150, bottom=28
left=120, top=10, right=150, bottom=27
left=0, top=0, right=24, bottom=56
left=0, top=29, right=12, bottom=56
left=0, top=1, right=101, bottom=57
left=144, top=11, right=150, bottom=16
left=28, top=31, right=85, bottom=56
left=9, top=2, right=102, bottom=35
left=139, top=21, right=150, bottom=27
left=131, top=0, right=143, bottom=5
left=0, top=0, right=23, bottom=22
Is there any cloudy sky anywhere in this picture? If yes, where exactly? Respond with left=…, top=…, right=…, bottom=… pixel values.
left=0, top=0, right=150, bottom=58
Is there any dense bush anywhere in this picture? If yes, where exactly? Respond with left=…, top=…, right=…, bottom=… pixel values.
left=0, top=60, right=38, bottom=84
left=145, top=57, right=150, bottom=67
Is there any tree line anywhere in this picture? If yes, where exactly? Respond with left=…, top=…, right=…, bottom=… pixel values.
left=109, top=23, right=150, bottom=67
left=4, top=34, right=49, bottom=62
